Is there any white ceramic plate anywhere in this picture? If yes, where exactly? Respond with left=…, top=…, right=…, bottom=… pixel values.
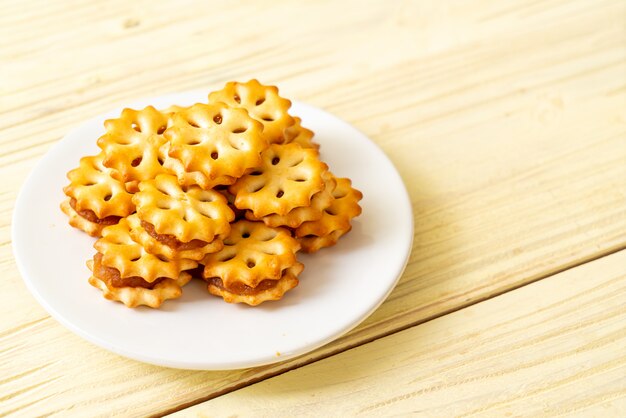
left=12, top=91, right=413, bottom=370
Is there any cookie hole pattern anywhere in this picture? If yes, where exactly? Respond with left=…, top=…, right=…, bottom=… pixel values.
left=104, top=194, right=112, bottom=202
left=325, top=208, right=337, bottom=216
left=334, top=190, right=348, bottom=199
left=232, top=127, right=247, bottom=134
left=271, top=157, right=280, bottom=165
left=261, top=115, right=274, bottom=122
left=188, top=119, right=200, bottom=128
left=259, top=231, right=277, bottom=242
left=157, top=202, right=170, bottom=210
left=157, top=125, right=166, bottom=135
left=157, top=186, right=171, bottom=196
left=213, top=114, right=222, bottom=125
left=157, top=255, right=169, bottom=262
left=290, top=157, right=304, bottom=167
left=220, top=254, right=235, bottom=262
left=132, top=123, right=141, bottom=132
left=276, top=190, right=284, bottom=198
left=246, top=260, right=256, bottom=269
left=250, top=171, right=262, bottom=176
left=211, top=152, right=219, bottom=160
left=242, top=232, right=250, bottom=239
left=131, top=157, right=142, bottom=167
left=234, top=95, right=241, bottom=104
left=255, top=97, right=265, bottom=106
left=131, top=256, right=141, bottom=262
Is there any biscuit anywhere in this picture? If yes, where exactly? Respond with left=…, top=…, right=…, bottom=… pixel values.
left=164, top=102, right=267, bottom=189
left=88, top=254, right=191, bottom=308
left=202, top=220, right=301, bottom=289
left=207, top=263, right=302, bottom=306
left=130, top=174, right=233, bottom=259
left=62, top=153, right=135, bottom=237
left=282, top=117, right=319, bottom=151
left=94, top=216, right=197, bottom=282
left=246, top=170, right=336, bottom=228
left=295, top=176, right=363, bottom=252
left=159, top=144, right=237, bottom=190
left=97, top=106, right=172, bottom=183
left=128, top=215, right=223, bottom=262
left=209, top=79, right=294, bottom=144
left=229, top=143, right=327, bottom=217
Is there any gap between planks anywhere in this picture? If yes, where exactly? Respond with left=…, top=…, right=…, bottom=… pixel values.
left=156, top=241, right=626, bottom=417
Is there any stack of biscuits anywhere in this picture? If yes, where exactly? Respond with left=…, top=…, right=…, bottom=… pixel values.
left=62, top=80, right=362, bottom=308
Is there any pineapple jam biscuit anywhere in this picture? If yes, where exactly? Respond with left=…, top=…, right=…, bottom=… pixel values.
left=131, top=174, right=234, bottom=260
left=229, top=143, right=327, bottom=218
left=207, top=263, right=302, bottom=306
left=88, top=253, right=191, bottom=308
left=202, top=220, right=301, bottom=290
left=296, top=176, right=363, bottom=253
left=62, top=153, right=135, bottom=237
left=209, top=79, right=294, bottom=144
left=164, top=102, right=267, bottom=189
left=94, top=216, right=197, bottom=283
left=97, top=106, right=172, bottom=185
left=246, top=170, right=336, bottom=228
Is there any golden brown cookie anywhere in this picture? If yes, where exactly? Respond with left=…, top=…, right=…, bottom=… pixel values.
left=206, top=263, right=302, bottom=306
left=229, top=143, right=327, bottom=218
left=209, top=79, right=294, bottom=144
left=202, top=220, right=301, bottom=289
left=130, top=174, right=233, bottom=260
left=62, top=153, right=135, bottom=237
left=245, top=170, right=335, bottom=228
left=95, top=216, right=197, bottom=283
left=87, top=253, right=191, bottom=308
left=164, top=102, right=267, bottom=189
left=295, top=176, right=363, bottom=252
left=97, top=106, right=172, bottom=184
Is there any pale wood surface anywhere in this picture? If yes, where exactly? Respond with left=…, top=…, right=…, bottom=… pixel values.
left=175, top=250, right=626, bottom=418
left=1, top=0, right=625, bottom=416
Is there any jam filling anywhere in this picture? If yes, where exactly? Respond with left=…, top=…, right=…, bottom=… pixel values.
left=70, top=198, right=121, bottom=225
left=93, top=253, right=164, bottom=289
left=141, top=220, right=207, bottom=251
left=207, top=277, right=278, bottom=296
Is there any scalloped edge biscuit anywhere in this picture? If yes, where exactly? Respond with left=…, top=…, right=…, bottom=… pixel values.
left=128, top=214, right=224, bottom=261
left=95, top=216, right=197, bottom=282
left=207, top=263, right=302, bottom=306
left=61, top=198, right=113, bottom=237
left=88, top=265, right=191, bottom=308
left=202, top=220, right=301, bottom=288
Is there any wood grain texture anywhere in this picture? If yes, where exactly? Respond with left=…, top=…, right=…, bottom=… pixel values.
left=173, top=250, right=626, bottom=417
left=1, top=0, right=625, bottom=416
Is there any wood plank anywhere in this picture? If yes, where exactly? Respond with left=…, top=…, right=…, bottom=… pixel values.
left=1, top=0, right=625, bottom=416
left=172, top=250, right=626, bottom=417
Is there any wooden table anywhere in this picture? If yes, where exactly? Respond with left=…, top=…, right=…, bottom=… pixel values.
left=2, top=0, right=625, bottom=416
